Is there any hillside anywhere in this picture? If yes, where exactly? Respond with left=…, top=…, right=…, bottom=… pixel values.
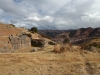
left=0, top=22, right=100, bottom=75
left=0, top=23, right=48, bottom=53
left=0, top=46, right=100, bottom=75
left=39, top=27, right=100, bottom=43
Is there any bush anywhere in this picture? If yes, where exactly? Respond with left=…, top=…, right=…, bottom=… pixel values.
left=31, top=27, right=38, bottom=33
left=53, top=44, right=71, bottom=53
left=53, top=44, right=61, bottom=53
left=10, top=24, right=15, bottom=27
left=63, top=38, right=69, bottom=44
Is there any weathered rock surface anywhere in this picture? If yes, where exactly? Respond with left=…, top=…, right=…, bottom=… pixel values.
left=0, top=23, right=31, bottom=53
left=0, top=23, right=45, bottom=53
left=9, top=35, right=31, bottom=52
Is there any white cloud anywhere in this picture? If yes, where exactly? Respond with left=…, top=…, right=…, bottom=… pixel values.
left=81, top=12, right=100, bottom=22
left=27, top=16, right=40, bottom=21
left=0, top=9, right=3, bottom=15
left=26, top=13, right=54, bottom=22
left=42, top=16, right=54, bottom=22
left=0, top=0, right=100, bottom=29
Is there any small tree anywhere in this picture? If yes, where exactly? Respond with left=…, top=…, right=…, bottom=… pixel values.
left=10, top=24, right=15, bottom=27
left=63, top=38, right=69, bottom=44
left=31, top=27, right=38, bottom=33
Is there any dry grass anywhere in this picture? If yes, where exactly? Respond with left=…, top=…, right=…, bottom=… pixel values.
left=0, top=45, right=100, bottom=75
left=80, top=38, right=100, bottom=51
left=53, top=44, right=61, bottom=53
left=0, top=51, right=99, bottom=75
left=53, top=44, right=80, bottom=53
left=53, top=44, right=71, bottom=53
left=14, top=46, right=35, bottom=53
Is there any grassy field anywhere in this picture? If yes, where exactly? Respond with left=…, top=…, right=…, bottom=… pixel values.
left=0, top=45, right=100, bottom=75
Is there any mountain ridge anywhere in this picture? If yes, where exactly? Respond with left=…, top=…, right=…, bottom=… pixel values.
left=39, top=27, right=100, bottom=43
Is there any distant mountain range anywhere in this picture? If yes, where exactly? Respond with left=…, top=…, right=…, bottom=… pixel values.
left=39, top=27, right=100, bottom=43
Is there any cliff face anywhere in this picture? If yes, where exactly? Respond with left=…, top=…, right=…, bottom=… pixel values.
left=0, top=23, right=31, bottom=53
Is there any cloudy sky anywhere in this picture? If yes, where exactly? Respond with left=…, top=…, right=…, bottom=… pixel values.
left=0, top=0, right=100, bottom=30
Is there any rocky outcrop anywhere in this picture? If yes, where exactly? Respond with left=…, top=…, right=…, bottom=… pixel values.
left=31, top=39, right=44, bottom=47
left=0, top=23, right=45, bottom=53
left=9, top=35, right=31, bottom=52
left=0, top=23, right=31, bottom=53
left=25, top=33, right=45, bottom=47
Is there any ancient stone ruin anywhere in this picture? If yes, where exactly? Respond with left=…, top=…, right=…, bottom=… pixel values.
left=9, top=35, right=31, bottom=52
left=0, top=23, right=45, bottom=53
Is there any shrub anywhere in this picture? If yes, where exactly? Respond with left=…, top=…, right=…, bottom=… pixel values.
left=31, top=27, right=38, bottom=33
left=53, top=44, right=61, bottom=53
left=10, top=24, right=15, bottom=27
left=63, top=38, right=69, bottom=44
left=53, top=44, right=70, bottom=53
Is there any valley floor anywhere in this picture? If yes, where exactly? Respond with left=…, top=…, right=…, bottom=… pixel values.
left=0, top=46, right=100, bottom=75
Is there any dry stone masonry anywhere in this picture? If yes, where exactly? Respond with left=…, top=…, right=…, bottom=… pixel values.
left=0, top=23, right=45, bottom=53
left=0, top=23, right=31, bottom=53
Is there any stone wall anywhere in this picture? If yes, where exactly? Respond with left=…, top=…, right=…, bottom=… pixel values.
left=9, top=35, right=31, bottom=52
left=0, top=34, right=31, bottom=53
left=0, top=23, right=31, bottom=53
left=0, top=37, right=12, bottom=53
left=0, top=23, right=46, bottom=53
